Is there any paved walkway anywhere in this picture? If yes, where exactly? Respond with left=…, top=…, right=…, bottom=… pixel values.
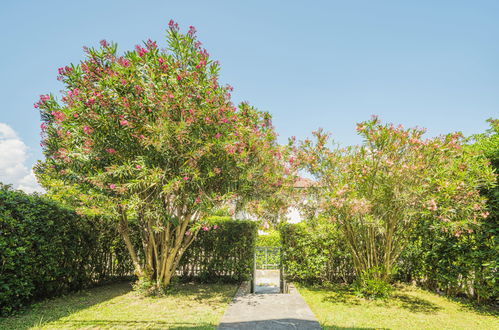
left=254, top=269, right=280, bottom=294
left=218, top=283, right=321, bottom=329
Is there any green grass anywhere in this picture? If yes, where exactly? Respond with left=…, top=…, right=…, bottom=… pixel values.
left=297, top=283, right=498, bottom=330
left=0, top=281, right=237, bottom=329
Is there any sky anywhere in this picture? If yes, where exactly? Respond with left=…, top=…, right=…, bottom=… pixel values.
left=0, top=0, right=498, bottom=192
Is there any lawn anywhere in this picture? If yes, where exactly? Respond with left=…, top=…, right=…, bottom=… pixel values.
left=297, top=283, right=498, bottom=330
left=0, top=281, right=237, bottom=329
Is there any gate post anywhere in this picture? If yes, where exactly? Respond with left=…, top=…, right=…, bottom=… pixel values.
left=279, top=247, right=283, bottom=293
left=251, top=248, right=256, bottom=293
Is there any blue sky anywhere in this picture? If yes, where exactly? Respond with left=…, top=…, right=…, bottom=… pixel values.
left=0, top=0, right=498, bottom=191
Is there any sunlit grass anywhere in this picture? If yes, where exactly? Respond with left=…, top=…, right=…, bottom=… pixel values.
left=0, top=281, right=237, bottom=329
left=297, top=283, right=498, bottom=330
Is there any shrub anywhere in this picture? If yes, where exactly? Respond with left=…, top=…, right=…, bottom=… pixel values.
left=353, top=267, right=394, bottom=299
left=178, top=217, right=257, bottom=282
left=0, top=184, right=132, bottom=316
left=280, top=220, right=354, bottom=284
left=256, top=229, right=281, bottom=247
left=297, top=117, right=495, bottom=283
left=396, top=119, right=499, bottom=303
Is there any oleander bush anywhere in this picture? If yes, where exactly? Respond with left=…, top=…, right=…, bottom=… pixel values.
left=396, top=119, right=498, bottom=303
left=34, top=20, right=291, bottom=292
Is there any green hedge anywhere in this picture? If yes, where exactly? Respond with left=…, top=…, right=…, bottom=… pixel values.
left=256, top=229, right=281, bottom=247
left=178, top=216, right=257, bottom=283
left=280, top=221, right=354, bottom=284
left=0, top=185, right=132, bottom=316
left=0, top=185, right=259, bottom=315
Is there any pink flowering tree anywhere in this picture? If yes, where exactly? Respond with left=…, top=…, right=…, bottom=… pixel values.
left=297, top=116, right=495, bottom=283
left=35, top=21, right=289, bottom=290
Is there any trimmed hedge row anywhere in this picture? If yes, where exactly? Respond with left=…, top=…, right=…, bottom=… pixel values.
left=178, top=216, right=258, bottom=282
left=0, top=185, right=258, bottom=315
left=0, top=185, right=132, bottom=316
left=280, top=221, right=355, bottom=284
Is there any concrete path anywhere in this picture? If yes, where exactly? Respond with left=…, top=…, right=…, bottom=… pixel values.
left=218, top=283, right=321, bottom=330
left=254, top=269, right=280, bottom=294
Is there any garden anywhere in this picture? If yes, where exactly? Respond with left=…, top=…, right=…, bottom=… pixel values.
left=1, top=20, right=498, bottom=329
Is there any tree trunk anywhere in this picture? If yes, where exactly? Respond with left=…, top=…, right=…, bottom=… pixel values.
left=117, top=206, right=143, bottom=277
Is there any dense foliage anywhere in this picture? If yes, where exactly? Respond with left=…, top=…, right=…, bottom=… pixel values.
left=397, top=119, right=498, bottom=302
left=178, top=216, right=257, bottom=282
left=280, top=220, right=354, bottom=284
left=296, top=117, right=495, bottom=294
left=256, top=229, right=281, bottom=247
left=35, top=21, right=289, bottom=290
left=0, top=184, right=132, bottom=316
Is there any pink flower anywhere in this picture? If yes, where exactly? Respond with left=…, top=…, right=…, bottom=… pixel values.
left=74, top=113, right=79, bottom=118
left=51, top=111, right=65, bottom=122
left=213, top=225, right=219, bottom=230
left=106, top=148, right=116, bottom=154
left=195, top=197, right=201, bottom=203
left=109, top=184, right=116, bottom=189
left=120, top=119, right=128, bottom=126
left=188, top=25, right=197, bottom=36
left=135, top=45, right=148, bottom=57
left=100, top=39, right=108, bottom=47
left=202, top=226, right=209, bottom=231
left=135, top=165, right=142, bottom=169
left=146, top=39, right=157, bottom=49
left=68, top=88, right=79, bottom=97
left=119, top=58, right=130, bottom=67
left=40, top=94, right=50, bottom=102
left=183, top=176, right=189, bottom=181
left=215, top=133, right=221, bottom=139
left=40, top=123, right=47, bottom=131
left=185, top=231, right=191, bottom=236
left=168, top=19, right=179, bottom=31
left=83, top=126, right=92, bottom=134
left=177, top=75, right=181, bottom=81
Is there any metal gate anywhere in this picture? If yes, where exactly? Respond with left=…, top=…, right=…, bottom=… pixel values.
left=252, top=246, right=287, bottom=293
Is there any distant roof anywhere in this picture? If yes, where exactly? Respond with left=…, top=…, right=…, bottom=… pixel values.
left=293, top=177, right=316, bottom=188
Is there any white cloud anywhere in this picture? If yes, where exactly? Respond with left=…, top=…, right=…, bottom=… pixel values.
left=0, top=123, right=43, bottom=193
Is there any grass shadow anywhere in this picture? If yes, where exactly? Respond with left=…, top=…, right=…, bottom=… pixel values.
left=442, top=294, right=499, bottom=317
left=391, top=293, right=441, bottom=314
left=0, top=281, right=132, bottom=330
left=1, top=281, right=237, bottom=329
left=301, top=283, right=443, bottom=314
left=397, top=285, right=498, bottom=317
left=323, top=327, right=388, bottom=330
left=301, top=283, right=363, bottom=306
left=165, top=282, right=237, bottom=307
left=43, top=319, right=214, bottom=329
